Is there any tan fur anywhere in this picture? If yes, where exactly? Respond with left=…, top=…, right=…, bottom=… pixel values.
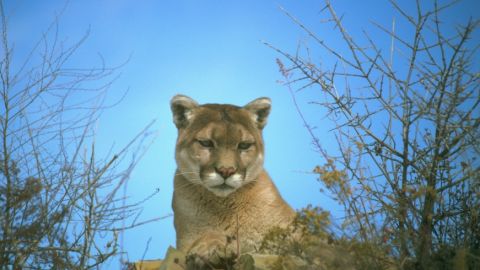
left=170, top=95, right=295, bottom=259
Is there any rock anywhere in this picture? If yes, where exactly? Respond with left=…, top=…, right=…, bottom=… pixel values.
left=131, top=248, right=311, bottom=270
left=130, top=259, right=163, bottom=270
left=159, top=246, right=186, bottom=270
left=130, top=246, right=185, bottom=270
left=250, top=254, right=308, bottom=270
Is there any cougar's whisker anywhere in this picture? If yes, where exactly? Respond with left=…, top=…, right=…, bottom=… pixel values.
left=175, top=171, right=199, bottom=176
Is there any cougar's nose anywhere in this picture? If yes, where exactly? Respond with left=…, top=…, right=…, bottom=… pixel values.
left=215, top=166, right=237, bottom=179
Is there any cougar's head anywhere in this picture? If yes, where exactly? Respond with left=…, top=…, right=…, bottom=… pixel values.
left=171, top=95, right=271, bottom=197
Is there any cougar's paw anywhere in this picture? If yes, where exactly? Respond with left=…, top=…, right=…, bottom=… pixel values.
left=186, top=233, right=237, bottom=269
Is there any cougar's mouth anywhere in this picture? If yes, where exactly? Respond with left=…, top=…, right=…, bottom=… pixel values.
left=212, top=183, right=234, bottom=190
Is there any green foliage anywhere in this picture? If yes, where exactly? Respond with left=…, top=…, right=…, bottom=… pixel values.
left=257, top=207, right=416, bottom=270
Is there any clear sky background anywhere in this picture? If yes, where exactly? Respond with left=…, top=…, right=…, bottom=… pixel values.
left=4, top=0, right=478, bottom=267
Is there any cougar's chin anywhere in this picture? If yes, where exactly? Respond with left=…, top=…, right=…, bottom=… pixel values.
left=208, top=185, right=236, bottom=197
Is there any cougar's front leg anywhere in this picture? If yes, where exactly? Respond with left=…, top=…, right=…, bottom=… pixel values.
left=186, top=231, right=237, bottom=269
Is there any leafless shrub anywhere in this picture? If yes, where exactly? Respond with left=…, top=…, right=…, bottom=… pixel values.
left=0, top=2, right=159, bottom=268
left=270, top=0, right=479, bottom=269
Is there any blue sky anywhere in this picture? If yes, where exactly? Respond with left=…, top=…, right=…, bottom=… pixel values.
left=5, top=0, right=478, bottom=266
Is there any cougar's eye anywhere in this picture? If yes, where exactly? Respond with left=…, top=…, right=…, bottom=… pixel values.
left=197, top=139, right=214, bottom=148
left=238, top=142, right=253, bottom=150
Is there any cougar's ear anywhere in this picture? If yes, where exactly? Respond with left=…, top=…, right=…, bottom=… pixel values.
left=244, top=97, right=271, bottom=129
left=170, top=95, right=199, bottom=129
